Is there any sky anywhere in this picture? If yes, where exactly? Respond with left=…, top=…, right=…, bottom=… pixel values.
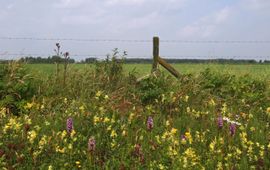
left=0, top=0, right=270, bottom=61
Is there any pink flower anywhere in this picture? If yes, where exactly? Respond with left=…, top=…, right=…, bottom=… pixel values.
left=217, top=115, right=223, bottom=128
left=229, top=123, right=236, bottom=136
left=147, top=116, right=153, bottom=131
left=66, top=117, right=73, bottom=134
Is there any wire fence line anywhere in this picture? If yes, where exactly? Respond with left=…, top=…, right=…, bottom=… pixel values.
left=1, top=36, right=270, bottom=44
left=0, top=52, right=269, bottom=60
left=0, top=36, right=269, bottom=60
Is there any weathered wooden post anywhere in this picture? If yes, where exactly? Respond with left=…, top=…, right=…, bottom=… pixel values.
left=158, top=57, right=181, bottom=78
left=152, top=36, right=159, bottom=72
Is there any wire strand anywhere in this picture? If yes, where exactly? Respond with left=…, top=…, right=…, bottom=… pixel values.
left=1, top=36, right=270, bottom=44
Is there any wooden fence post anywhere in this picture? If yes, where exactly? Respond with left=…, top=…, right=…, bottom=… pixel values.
left=152, top=36, right=159, bottom=72
left=158, top=57, right=181, bottom=78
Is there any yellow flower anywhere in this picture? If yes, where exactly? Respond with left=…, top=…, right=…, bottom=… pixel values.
left=0, top=107, right=6, bottom=118
left=216, top=162, right=223, bottom=170
left=122, top=130, right=127, bottom=136
left=107, top=125, right=112, bottom=131
left=24, top=102, right=34, bottom=109
left=110, top=130, right=117, bottom=138
left=55, top=146, right=65, bottom=153
left=79, top=105, right=85, bottom=112
left=209, top=99, right=216, bottom=106
left=103, top=117, right=110, bottom=123
left=170, top=128, right=177, bottom=134
left=162, top=131, right=169, bottom=140
left=250, top=127, right=255, bottom=132
left=168, top=146, right=177, bottom=156
left=128, top=113, right=135, bottom=123
left=236, top=148, right=242, bottom=155
left=96, top=91, right=102, bottom=97
left=38, top=135, right=47, bottom=150
left=27, top=130, right=37, bottom=144
left=93, top=116, right=101, bottom=125
left=185, top=131, right=193, bottom=144
left=3, top=118, right=22, bottom=133
left=166, top=120, right=170, bottom=127
left=104, top=95, right=109, bottom=100
left=61, top=130, right=67, bottom=139
left=24, top=115, right=32, bottom=125
left=209, top=138, right=217, bottom=152
left=267, top=107, right=270, bottom=113
left=182, top=147, right=200, bottom=167
left=48, top=165, right=53, bottom=170
left=158, top=164, right=165, bottom=170
left=70, top=130, right=76, bottom=138
left=184, top=95, right=189, bottom=102
left=75, top=161, right=80, bottom=165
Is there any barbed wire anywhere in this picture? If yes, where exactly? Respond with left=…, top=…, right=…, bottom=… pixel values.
left=0, top=37, right=151, bottom=43
left=0, top=52, right=269, bottom=59
left=1, top=36, right=270, bottom=44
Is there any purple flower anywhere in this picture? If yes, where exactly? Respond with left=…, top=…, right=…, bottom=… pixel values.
left=147, top=116, right=154, bottom=131
left=88, top=137, right=96, bottom=152
left=181, top=134, right=186, bottom=140
left=217, top=115, right=223, bottom=128
left=66, top=117, right=73, bottom=134
left=229, top=123, right=236, bottom=136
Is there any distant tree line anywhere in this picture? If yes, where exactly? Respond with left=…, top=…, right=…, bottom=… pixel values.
left=0, top=56, right=270, bottom=64
left=18, top=56, right=75, bottom=64
left=80, top=57, right=270, bottom=64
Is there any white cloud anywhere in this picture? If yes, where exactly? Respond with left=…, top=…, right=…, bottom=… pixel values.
left=178, top=7, right=232, bottom=38
left=125, top=12, right=159, bottom=29
left=53, top=0, right=87, bottom=8
left=215, top=7, right=230, bottom=23
left=106, top=0, right=145, bottom=6
left=242, top=0, right=270, bottom=10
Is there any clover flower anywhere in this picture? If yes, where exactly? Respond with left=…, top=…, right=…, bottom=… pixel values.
left=66, top=117, right=73, bottom=134
left=147, top=116, right=154, bottom=131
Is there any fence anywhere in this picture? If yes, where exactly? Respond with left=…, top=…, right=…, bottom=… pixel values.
left=0, top=36, right=269, bottom=78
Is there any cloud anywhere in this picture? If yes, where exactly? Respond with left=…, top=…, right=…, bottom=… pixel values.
left=178, top=7, right=232, bottom=38
left=242, top=0, right=270, bottom=10
left=53, top=0, right=87, bottom=9
left=105, top=0, right=146, bottom=6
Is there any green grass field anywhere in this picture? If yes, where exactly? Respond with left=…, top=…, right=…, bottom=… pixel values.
left=26, top=63, right=270, bottom=79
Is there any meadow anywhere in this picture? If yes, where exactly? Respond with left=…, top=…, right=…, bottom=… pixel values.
left=0, top=60, right=270, bottom=169
left=27, top=63, right=270, bottom=79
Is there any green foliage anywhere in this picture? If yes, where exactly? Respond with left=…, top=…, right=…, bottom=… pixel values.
left=136, top=73, right=174, bottom=105
left=0, top=62, right=39, bottom=115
